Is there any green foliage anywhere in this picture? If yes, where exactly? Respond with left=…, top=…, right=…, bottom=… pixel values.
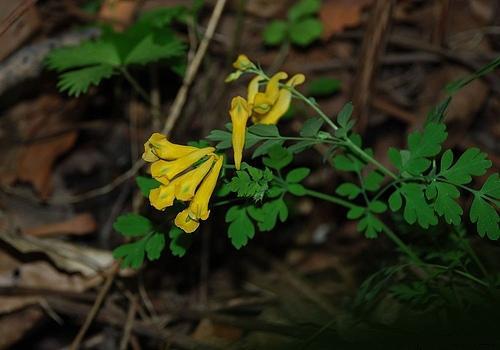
left=438, top=148, right=491, bottom=185
left=226, top=206, right=255, bottom=249
left=113, top=213, right=152, bottom=237
left=248, top=198, right=288, bottom=231
left=228, top=163, right=274, bottom=201
left=46, top=7, right=188, bottom=96
left=136, top=176, right=161, bottom=197
left=169, top=226, right=193, bottom=257
left=263, top=145, right=293, bottom=170
left=300, top=118, right=324, bottom=137
left=262, top=0, right=323, bottom=47
left=446, top=56, right=500, bottom=94
left=307, top=77, right=341, bottom=97
left=470, top=174, right=500, bottom=239
left=389, top=123, right=447, bottom=175
left=390, top=184, right=437, bottom=229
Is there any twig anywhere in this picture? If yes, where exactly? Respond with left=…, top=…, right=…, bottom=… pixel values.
left=161, top=0, right=228, bottom=135
left=70, top=264, right=119, bottom=350
left=351, top=0, right=394, bottom=132
left=119, top=296, right=138, bottom=350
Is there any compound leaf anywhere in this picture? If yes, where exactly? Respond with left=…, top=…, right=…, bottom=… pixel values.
left=113, top=213, right=152, bottom=237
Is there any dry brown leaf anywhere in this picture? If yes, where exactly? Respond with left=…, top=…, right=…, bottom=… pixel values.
left=192, top=319, right=242, bottom=346
left=320, top=0, right=374, bottom=39
left=22, top=213, right=97, bottom=237
left=0, top=95, right=79, bottom=199
left=99, top=0, right=140, bottom=31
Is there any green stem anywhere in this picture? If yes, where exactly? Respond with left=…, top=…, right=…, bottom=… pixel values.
left=291, top=89, right=398, bottom=180
left=303, top=188, right=358, bottom=209
left=380, top=222, right=426, bottom=268
left=429, top=264, right=489, bottom=288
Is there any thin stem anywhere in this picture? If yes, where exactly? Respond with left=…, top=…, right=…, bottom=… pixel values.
left=291, top=89, right=398, bottom=180
left=303, top=188, right=358, bottom=209
left=428, top=264, right=490, bottom=288
left=119, top=67, right=153, bottom=105
left=380, top=222, right=426, bottom=267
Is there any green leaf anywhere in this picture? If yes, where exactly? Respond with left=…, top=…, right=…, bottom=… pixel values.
left=286, top=168, right=310, bottom=183
left=263, top=20, right=288, bottom=45
left=369, top=201, right=387, bottom=214
left=288, top=140, right=319, bottom=154
left=228, top=165, right=272, bottom=201
left=363, top=171, right=384, bottom=192
left=439, top=148, right=492, bottom=185
left=480, top=173, right=500, bottom=200
left=247, top=124, right=280, bottom=137
left=347, top=206, right=365, bottom=219
left=332, top=154, right=362, bottom=172
left=337, top=102, right=353, bottom=128
left=263, top=145, right=293, bottom=170
left=45, top=40, right=121, bottom=71
left=470, top=194, right=499, bottom=240
left=124, top=29, right=186, bottom=65
left=288, top=0, right=321, bottom=21
left=169, top=226, right=193, bottom=257
left=446, top=57, right=500, bottom=95
left=336, top=182, right=361, bottom=200
left=397, top=123, right=448, bottom=174
left=427, top=182, right=463, bottom=225
left=300, top=118, right=324, bottom=137
left=206, top=128, right=232, bottom=150
left=136, top=176, right=161, bottom=197
left=399, top=184, right=437, bottom=228
left=252, top=139, right=284, bottom=158
left=113, top=240, right=146, bottom=269
left=288, top=183, right=306, bottom=196
left=307, top=77, right=341, bottom=97
left=388, top=190, right=402, bottom=211
left=226, top=206, right=255, bottom=249
left=289, top=18, right=323, bottom=46
left=145, top=232, right=166, bottom=260
left=248, top=199, right=288, bottom=231
left=426, top=96, right=451, bottom=125
left=357, top=213, right=383, bottom=238
left=113, top=213, right=152, bottom=237
left=57, top=64, right=115, bottom=97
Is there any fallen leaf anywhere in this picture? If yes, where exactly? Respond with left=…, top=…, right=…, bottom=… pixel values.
left=99, top=0, right=140, bottom=31
left=320, top=0, right=374, bottom=39
left=22, top=213, right=97, bottom=237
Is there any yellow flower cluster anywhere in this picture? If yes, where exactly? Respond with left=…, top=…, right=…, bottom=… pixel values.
left=228, top=55, right=305, bottom=170
left=142, top=133, right=223, bottom=233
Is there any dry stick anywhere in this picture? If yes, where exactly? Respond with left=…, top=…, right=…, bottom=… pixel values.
left=70, top=264, right=119, bottom=350
left=119, top=297, right=138, bottom=350
left=162, top=0, right=228, bottom=135
left=351, top=0, right=394, bottom=133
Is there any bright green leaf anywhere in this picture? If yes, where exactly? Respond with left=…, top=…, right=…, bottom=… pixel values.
left=145, top=232, right=166, bottom=260
left=263, top=20, right=288, bottom=45
left=336, top=182, right=361, bottom=200
left=226, top=206, right=255, bottom=249
left=113, top=240, right=146, bottom=269
left=136, top=176, right=161, bottom=197
left=388, top=190, right=402, bottom=211
left=369, top=201, right=387, bottom=214
left=288, top=0, right=321, bottom=21
left=289, top=18, right=323, bottom=46
left=57, top=64, right=115, bottom=97
left=285, top=168, right=310, bottom=183
left=363, top=171, right=384, bottom=192
left=428, top=182, right=463, bottom=225
left=288, top=183, right=306, bottom=196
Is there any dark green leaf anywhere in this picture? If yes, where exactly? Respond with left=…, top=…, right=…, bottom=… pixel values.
left=428, top=182, right=463, bottom=225
left=399, top=184, right=437, bottom=228
left=169, top=226, right=193, bottom=257
left=226, top=206, right=255, bottom=249
left=480, top=173, right=500, bottom=200
left=439, top=148, right=492, bottom=185
left=263, top=145, right=293, bottom=170
left=470, top=194, right=499, bottom=240
left=206, top=129, right=232, bottom=150
left=307, top=77, right=341, bottom=97
left=145, top=232, right=166, bottom=260
left=113, top=213, right=152, bottom=237
left=300, top=118, right=324, bottom=137
left=369, top=201, right=387, bottom=214
left=288, top=140, right=319, bottom=153
left=347, top=206, right=365, bottom=219
left=337, top=102, right=353, bottom=128
left=363, top=171, right=384, bottom=192
left=247, top=124, right=280, bottom=137
left=288, top=183, right=306, bottom=196
left=388, top=190, right=402, bottom=211
left=57, top=64, right=115, bottom=97
left=357, top=213, right=383, bottom=238
left=136, top=176, right=161, bottom=197
left=252, top=139, right=284, bottom=158
left=113, top=240, right=146, bottom=269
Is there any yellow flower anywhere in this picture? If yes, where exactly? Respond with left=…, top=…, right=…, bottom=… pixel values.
left=229, top=97, right=250, bottom=170
left=150, top=147, right=215, bottom=183
left=233, top=54, right=255, bottom=71
left=142, top=133, right=199, bottom=162
left=148, top=156, right=215, bottom=210
left=253, top=73, right=305, bottom=125
left=174, top=155, right=223, bottom=233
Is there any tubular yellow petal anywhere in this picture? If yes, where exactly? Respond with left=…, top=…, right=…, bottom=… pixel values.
left=149, top=184, right=175, bottom=210
left=247, top=75, right=263, bottom=105
left=265, top=72, right=288, bottom=103
left=174, top=156, right=215, bottom=201
left=255, top=89, right=292, bottom=125
left=142, top=133, right=199, bottom=161
left=230, top=97, right=250, bottom=170
left=287, top=73, right=306, bottom=87
left=174, top=209, right=200, bottom=233
left=252, top=92, right=273, bottom=114
left=150, top=147, right=215, bottom=181
left=233, top=54, right=255, bottom=71
left=189, top=155, right=223, bottom=221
